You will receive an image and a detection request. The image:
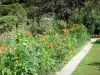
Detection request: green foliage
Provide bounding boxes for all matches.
[0,3,27,24]
[67,0,100,34]
[0,16,17,33]
[0,24,89,75]
[26,0,85,25]
[83,15,100,34]
[0,0,20,4]
[94,18,100,34]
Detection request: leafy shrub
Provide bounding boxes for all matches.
[0,16,17,33]
[0,24,89,75]
[28,19,67,35]
[94,18,100,34]
[0,3,27,24]
[83,16,100,34]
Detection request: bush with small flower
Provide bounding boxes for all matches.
[0,24,89,75]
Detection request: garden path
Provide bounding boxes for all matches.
[56,38,100,75]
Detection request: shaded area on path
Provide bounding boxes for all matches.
[88,62,100,70]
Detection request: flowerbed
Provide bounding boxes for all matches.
[0,24,89,75]
[90,34,100,38]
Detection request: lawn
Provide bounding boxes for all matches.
[72,39,100,75]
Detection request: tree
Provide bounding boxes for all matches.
[0,0,26,4]
[52,0,85,25]
[82,0,100,34]
[26,0,85,27]
[0,3,27,29]
[0,16,17,33]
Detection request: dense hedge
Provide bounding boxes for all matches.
[0,24,89,75]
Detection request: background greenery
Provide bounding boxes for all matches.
[0,0,100,34]
[0,0,99,75]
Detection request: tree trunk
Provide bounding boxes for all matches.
[16,23,18,31]
[78,7,82,24]
[64,14,69,28]
[37,16,41,27]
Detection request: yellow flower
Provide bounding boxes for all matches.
[14,56,19,60]
[49,29,51,32]
[15,35,18,38]
[0,50,3,55]
[43,32,46,35]
[10,48,14,55]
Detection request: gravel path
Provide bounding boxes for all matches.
[56,38,100,75]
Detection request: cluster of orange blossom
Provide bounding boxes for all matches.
[0,45,19,61]
[55,43,59,47]
[62,28,69,34]
[0,45,9,51]
[39,34,45,41]
[24,31,32,36]
[63,39,67,44]
[45,29,52,34]
[69,24,80,31]
[57,47,61,55]
[45,40,51,44]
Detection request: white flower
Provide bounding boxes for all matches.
[23,42,27,46]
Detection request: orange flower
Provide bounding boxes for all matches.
[46,41,49,44]
[4,32,8,34]
[43,32,46,35]
[0,45,9,51]
[39,34,45,40]
[55,44,59,47]
[57,52,60,55]
[45,40,50,44]
[57,47,61,51]
[63,28,69,34]
[45,29,52,34]
[24,31,32,36]
[69,24,80,31]
[63,39,67,44]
